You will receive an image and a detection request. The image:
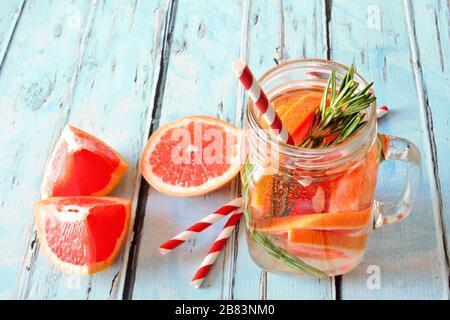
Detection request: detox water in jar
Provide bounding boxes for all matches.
[241,60,380,277]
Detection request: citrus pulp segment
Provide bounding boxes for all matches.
[140,116,241,197]
[41,126,128,198]
[35,196,131,275]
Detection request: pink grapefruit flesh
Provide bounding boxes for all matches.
[35,196,131,275]
[140,116,241,197]
[41,126,128,198]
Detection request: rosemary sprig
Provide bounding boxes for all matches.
[300,64,376,148]
[241,158,326,278]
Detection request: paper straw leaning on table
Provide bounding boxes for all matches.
[191,208,243,289]
[232,59,295,145]
[159,197,243,255]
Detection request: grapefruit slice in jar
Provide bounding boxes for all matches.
[35,197,131,275]
[276,235,350,261]
[41,126,128,198]
[250,174,273,225]
[288,229,367,251]
[251,174,273,211]
[256,207,372,232]
[288,182,327,215]
[328,139,381,212]
[280,93,322,145]
[140,116,241,197]
[286,245,350,261]
[328,167,365,213]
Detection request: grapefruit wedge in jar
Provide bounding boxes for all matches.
[140,116,241,197]
[41,126,128,198]
[35,197,131,275]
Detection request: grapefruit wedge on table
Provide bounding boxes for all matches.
[140,116,241,197]
[35,197,131,275]
[41,125,128,198]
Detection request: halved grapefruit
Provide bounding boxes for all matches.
[35,196,131,275]
[41,126,128,198]
[140,116,241,197]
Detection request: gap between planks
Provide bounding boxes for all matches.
[246,0,338,300]
[323,0,339,300]
[222,0,251,300]
[118,0,450,300]
[323,0,332,60]
[0,0,27,298]
[121,0,178,300]
[403,0,449,298]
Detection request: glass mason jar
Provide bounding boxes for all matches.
[241,59,421,277]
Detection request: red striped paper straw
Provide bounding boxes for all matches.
[191,208,243,288]
[159,197,243,255]
[376,105,389,119]
[232,59,295,145]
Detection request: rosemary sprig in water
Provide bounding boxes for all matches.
[299,64,376,148]
[241,158,326,278]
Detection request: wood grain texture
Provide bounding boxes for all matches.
[409,0,450,270]
[0,0,24,67]
[0,0,170,299]
[328,0,449,299]
[130,0,244,299]
[0,0,448,300]
[25,0,171,300]
[231,0,335,300]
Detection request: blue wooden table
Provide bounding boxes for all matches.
[0,0,449,300]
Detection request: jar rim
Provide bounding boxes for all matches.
[246,58,377,159]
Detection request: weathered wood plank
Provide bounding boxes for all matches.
[0,0,24,66]
[130,0,244,299]
[328,0,449,299]
[231,0,335,300]
[16,0,171,299]
[409,0,450,274]
[0,0,94,299]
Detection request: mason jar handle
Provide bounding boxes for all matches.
[373,134,421,229]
